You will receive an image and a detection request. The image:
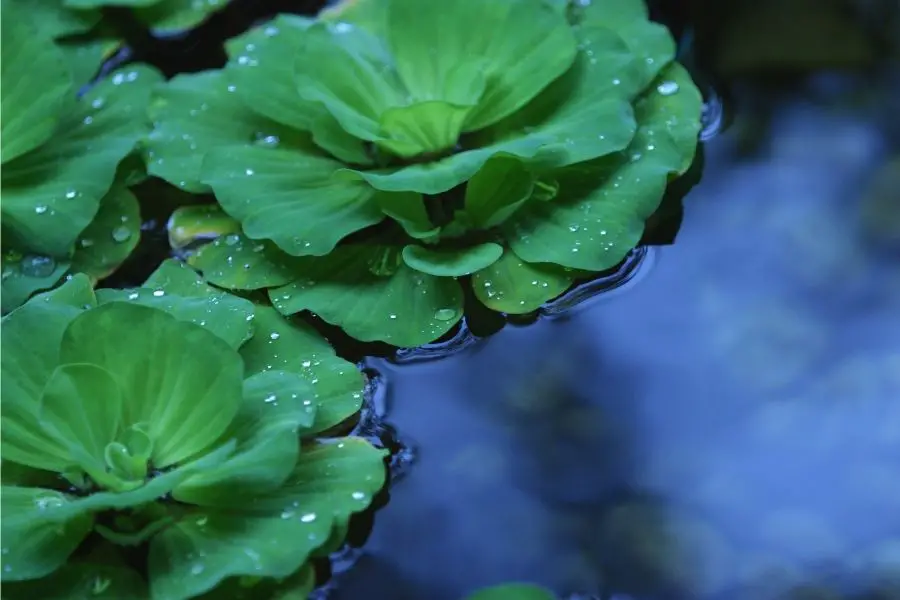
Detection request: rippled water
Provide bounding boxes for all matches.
[328,93,900,599]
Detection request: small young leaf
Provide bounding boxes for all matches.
[465,156,535,228]
[58,303,244,469]
[402,242,503,277]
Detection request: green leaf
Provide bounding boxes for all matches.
[27,441,237,524]
[1,253,70,313]
[58,303,244,468]
[149,439,385,598]
[143,259,218,297]
[70,184,141,281]
[0,487,94,582]
[31,272,97,309]
[1,301,85,471]
[225,16,370,165]
[201,144,384,257]
[0,3,73,164]
[95,287,255,349]
[269,245,464,347]
[58,37,121,89]
[471,248,575,314]
[228,437,386,513]
[1,554,147,598]
[38,364,124,487]
[465,583,556,600]
[172,370,316,505]
[22,0,101,38]
[145,69,308,194]
[402,242,503,277]
[294,22,406,144]
[375,191,438,240]
[378,101,479,158]
[465,155,535,228]
[346,24,644,195]
[167,205,241,250]
[133,0,232,35]
[148,510,326,600]
[188,234,303,290]
[2,65,162,257]
[195,563,315,600]
[505,62,702,271]
[386,0,577,131]
[239,305,366,435]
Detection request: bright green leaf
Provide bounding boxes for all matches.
[269,244,464,347]
[145,69,309,194]
[387,0,577,131]
[375,191,439,240]
[471,248,575,314]
[0,254,70,313]
[505,62,702,271]
[378,100,477,158]
[172,370,315,505]
[402,242,503,277]
[2,65,162,257]
[38,363,124,487]
[239,305,366,435]
[0,3,72,164]
[465,155,535,228]
[0,487,93,582]
[1,555,147,598]
[133,0,233,35]
[201,145,384,257]
[57,303,244,468]
[95,287,255,349]
[143,259,217,297]
[70,184,141,281]
[294,22,406,143]
[1,301,85,471]
[22,0,101,38]
[188,234,303,290]
[31,272,97,309]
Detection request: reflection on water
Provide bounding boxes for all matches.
[331,95,900,599]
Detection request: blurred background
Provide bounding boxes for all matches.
[324,0,900,598]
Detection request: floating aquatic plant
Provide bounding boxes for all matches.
[16,0,234,37]
[0,0,161,312]
[464,582,556,599]
[146,0,703,347]
[0,262,386,599]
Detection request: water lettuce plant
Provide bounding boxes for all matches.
[23,0,234,37]
[145,0,703,347]
[0,0,161,313]
[0,261,387,598]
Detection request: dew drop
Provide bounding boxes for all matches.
[65,190,78,199]
[351,491,366,501]
[300,512,317,523]
[434,308,456,321]
[224,234,241,246]
[269,332,280,340]
[152,290,165,297]
[657,80,680,96]
[190,563,205,575]
[20,255,56,278]
[34,205,48,214]
[111,226,132,243]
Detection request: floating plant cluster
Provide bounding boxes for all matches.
[0,0,703,596]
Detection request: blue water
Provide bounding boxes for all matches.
[330,88,900,600]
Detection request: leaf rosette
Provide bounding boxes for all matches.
[146,0,703,347]
[0,0,162,312]
[0,262,387,599]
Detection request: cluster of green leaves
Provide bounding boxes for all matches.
[0,0,160,312]
[26,0,234,37]
[0,261,386,599]
[146,0,704,348]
